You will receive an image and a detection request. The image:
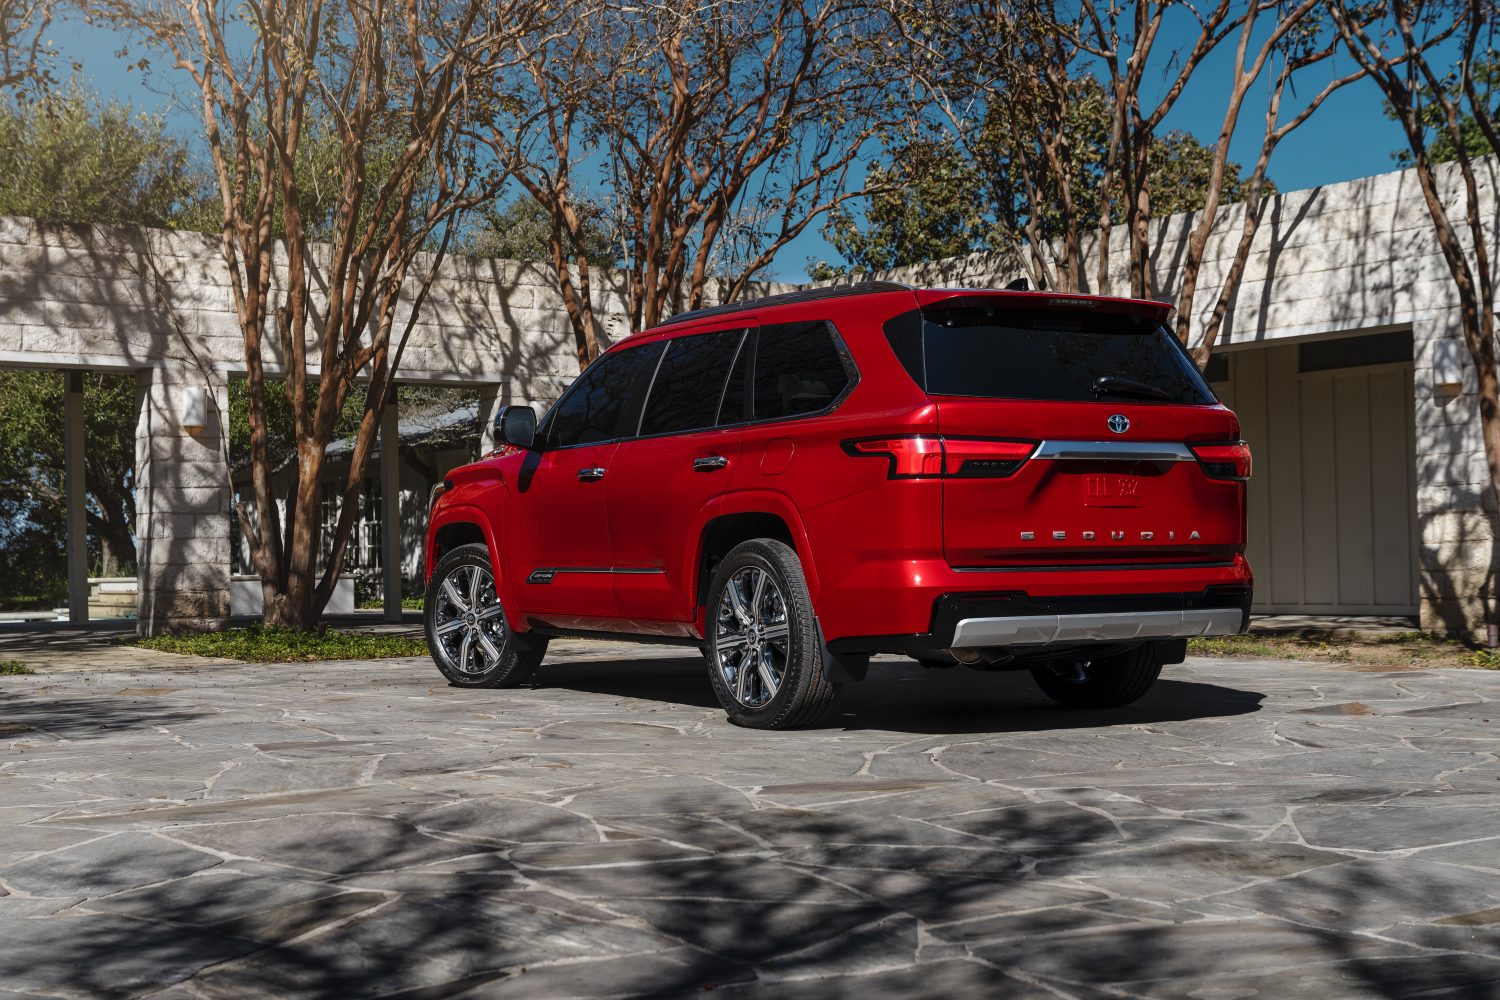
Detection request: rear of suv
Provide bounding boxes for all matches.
[423,282,1252,728]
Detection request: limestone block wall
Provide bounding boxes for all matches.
[0,218,592,404]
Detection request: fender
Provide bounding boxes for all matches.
[426,496,525,627]
[689,487,823,602]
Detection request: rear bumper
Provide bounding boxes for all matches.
[826,585,1252,656]
[951,606,1243,647]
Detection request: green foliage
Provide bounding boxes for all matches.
[0,85,216,230]
[1470,647,1500,669]
[466,195,620,266]
[134,626,428,662]
[1146,130,1259,217]
[0,660,36,675]
[0,370,139,609]
[813,137,989,277]
[1391,58,1499,165]
[227,378,367,470]
[266,115,419,244]
[356,596,425,611]
[818,81,1266,276]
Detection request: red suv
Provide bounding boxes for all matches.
[423,283,1252,728]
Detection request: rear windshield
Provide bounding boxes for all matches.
[885,302,1215,405]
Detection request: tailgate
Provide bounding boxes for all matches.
[891,292,1248,569]
[936,399,1245,568]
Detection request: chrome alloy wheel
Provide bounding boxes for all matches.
[713,565,790,708]
[431,563,509,675]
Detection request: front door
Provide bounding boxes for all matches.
[507,443,616,619]
[508,339,665,623]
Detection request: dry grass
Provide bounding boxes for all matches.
[1189,631,1500,671]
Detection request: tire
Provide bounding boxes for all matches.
[1030,644,1165,708]
[425,542,547,688]
[704,539,838,729]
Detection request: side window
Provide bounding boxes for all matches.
[717,332,751,425]
[543,341,664,449]
[752,320,851,420]
[639,329,745,436]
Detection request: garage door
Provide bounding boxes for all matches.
[1214,336,1418,615]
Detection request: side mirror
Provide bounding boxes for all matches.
[496,404,537,449]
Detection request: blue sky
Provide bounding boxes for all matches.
[51,12,1420,282]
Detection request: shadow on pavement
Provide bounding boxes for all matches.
[528,654,1265,735]
[6,781,1495,999]
[0,691,214,741]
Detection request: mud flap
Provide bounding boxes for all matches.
[817,618,868,683]
[1157,638,1188,665]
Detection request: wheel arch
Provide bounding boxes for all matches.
[692,492,822,630]
[427,504,502,586]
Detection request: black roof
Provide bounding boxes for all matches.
[655,280,913,330]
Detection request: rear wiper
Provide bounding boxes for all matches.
[1092,375,1171,401]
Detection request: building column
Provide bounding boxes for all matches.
[64,371,88,624]
[380,400,402,622]
[1412,313,1493,639]
[135,369,231,635]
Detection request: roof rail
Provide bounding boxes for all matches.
[655,280,914,330]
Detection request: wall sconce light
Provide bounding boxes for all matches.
[1432,339,1466,395]
[181,386,207,433]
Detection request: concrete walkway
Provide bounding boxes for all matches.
[2,647,1498,998]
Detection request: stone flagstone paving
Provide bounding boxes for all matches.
[1,642,1499,998]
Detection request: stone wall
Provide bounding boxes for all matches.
[861,160,1500,635]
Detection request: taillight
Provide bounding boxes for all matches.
[844,436,944,478]
[843,436,1036,479]
[941,438,1037,478]
[1191,441,1252,480]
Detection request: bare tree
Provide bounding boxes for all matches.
[494,0,895,369]
[1177,3,1382,362]
[114,0,537,628]
[1328,0,1497,516]
[886,0,1100,292]
[1,0,58,93]
[1081,0,1271,299]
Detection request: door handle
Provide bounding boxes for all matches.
[577,466,606,482]
[693,455,730,472]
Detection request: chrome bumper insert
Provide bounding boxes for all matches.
[950,608,1243,648]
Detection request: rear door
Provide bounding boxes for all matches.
[608,327,748,622]
[903,295,1245,569]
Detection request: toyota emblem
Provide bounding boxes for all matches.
[1107,414,1130,434]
